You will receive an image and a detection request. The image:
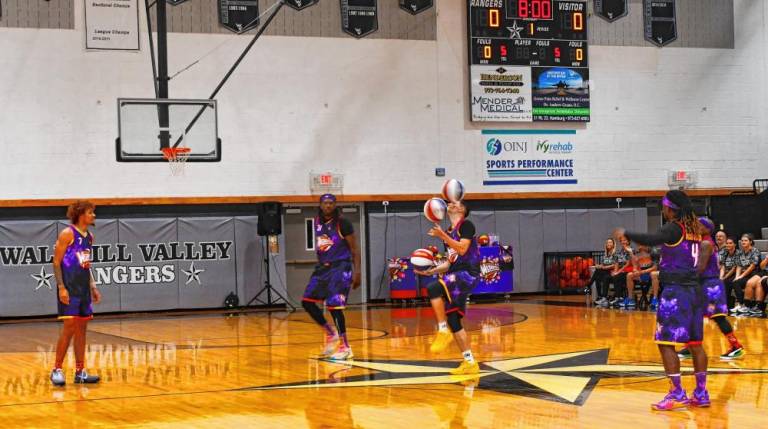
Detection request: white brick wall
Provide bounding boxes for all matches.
[0,0,764,199]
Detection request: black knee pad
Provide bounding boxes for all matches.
[447,312,463,333]
[712,315,733,334]
[302,300,318,312]
[427,282,445,299]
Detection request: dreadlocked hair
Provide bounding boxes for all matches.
[665,190,704,238]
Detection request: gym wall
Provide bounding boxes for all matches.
[0,1,762,200]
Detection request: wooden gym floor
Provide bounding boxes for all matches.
[1,296,766,428]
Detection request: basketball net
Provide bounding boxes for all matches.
[160,129,191,176]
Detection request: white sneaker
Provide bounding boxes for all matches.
[50,368,66,387]
[737,305,751,314]
[330,346,354,361]
[729,304,742,313]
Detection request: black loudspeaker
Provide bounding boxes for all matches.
[258,202,282,236]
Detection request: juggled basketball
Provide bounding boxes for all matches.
[423,197,447,223]
[410,248,435,267]
[440,179,465,203]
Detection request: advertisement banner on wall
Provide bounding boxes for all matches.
[470,65,532,122]
[531,67,590,122]
[84,0,140,51]
[482,130,578,186]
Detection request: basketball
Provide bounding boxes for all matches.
[409,248,435,268]
[478,234,490,246]
[423,197,447,223]
[440,178,465,203]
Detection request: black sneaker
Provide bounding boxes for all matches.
[74,369,100,384]
[720,347,745,360]
[677,348,692,359]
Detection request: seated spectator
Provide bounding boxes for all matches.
[612,236,633,308]
[590,238,618,307]
[743,254,768,317]
[731,234,761,314]
[720,237,739,308]
[625,244,660,309]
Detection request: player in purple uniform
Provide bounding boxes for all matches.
[677,218,744,360]
[616,190,709,410]
[415,201,481,375]
[50,200,102,386]
[301,194,361,360]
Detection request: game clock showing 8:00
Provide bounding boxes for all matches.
[468,0,590,123]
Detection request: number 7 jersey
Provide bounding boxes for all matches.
[62,226,93,298]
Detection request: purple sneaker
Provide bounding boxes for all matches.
[689,389,710,408]
[651,389,689,411]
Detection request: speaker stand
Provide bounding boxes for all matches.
[246,236,296,312]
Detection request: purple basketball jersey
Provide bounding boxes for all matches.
[446,219,480,275]
[659,222,701,276]
[315,217,351,264]
[62,226,93,297]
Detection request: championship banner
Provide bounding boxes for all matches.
[482,130,578,186]
[84,0,140,51]
[340,0,378,38]
[218,0,260,33]
[470,65,532,122]
[643,0,677,47]
[399,0,432,15]
[285,0,317,10]
[595,0,628,22]
[0,217,268,317]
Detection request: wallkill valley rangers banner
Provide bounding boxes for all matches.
[482,130,578,186]
[218,0,260,33]
[0,217,271,317]
[340,0,378,38]
[84,0,140,51]
[471,66,532,122]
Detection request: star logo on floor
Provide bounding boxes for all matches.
[31,266,54,290]
[181,262,205,286]
[250,349,768,405]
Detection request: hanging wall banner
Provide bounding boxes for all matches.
[470,65,532,122]
[218,0,260,34]
[84,0,140,51]
[285,0,317,10]
[482,130,578,186]
[399,0,432,15]
[595,0,628,22]
[643,0,677,47]
[340,0,378,38]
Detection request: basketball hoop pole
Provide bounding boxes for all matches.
[171,0,286,148]
[246,236,296,311]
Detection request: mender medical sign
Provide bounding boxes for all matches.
[482,130,577,186]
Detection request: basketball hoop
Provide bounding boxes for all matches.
[162,147,191,176]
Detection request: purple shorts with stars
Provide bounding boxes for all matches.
[436,270,479,317]
[654,283,704,346]
[302,260,352,309]
[700,277,729,318]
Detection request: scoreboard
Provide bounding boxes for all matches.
[468,0,590,122]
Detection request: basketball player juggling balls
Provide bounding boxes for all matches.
[50,200,101,386]
[415,200,481,375]
[301,194,361,361]
[615,190,710,410]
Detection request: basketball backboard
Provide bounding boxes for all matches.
[116,98,221,162]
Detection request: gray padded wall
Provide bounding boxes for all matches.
[118,218,179,312]
[177,217,235,309]
[366,207,648,298]
[0,216,281,317]
[0,220,59,316]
